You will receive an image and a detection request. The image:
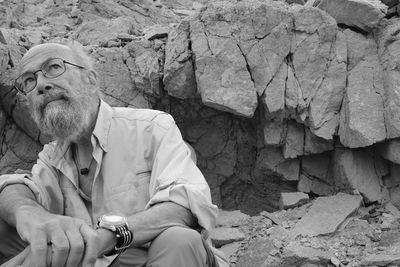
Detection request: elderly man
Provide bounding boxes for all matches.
[0,42,227,267]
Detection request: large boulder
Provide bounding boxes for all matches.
[317,0,387,32]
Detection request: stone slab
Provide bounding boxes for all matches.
[216,210,250,227]
[292,193,363,237]
[280,192,309,209]
[209,227,245,247]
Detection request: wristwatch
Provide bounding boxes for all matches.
[97,213,133,256]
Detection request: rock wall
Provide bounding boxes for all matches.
[2,0,400,215]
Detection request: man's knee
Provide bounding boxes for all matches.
[157,226,203,251]
[147,226,207,267]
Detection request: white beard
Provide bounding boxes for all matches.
[33,97,92,142]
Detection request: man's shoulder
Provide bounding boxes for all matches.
[111,107,175,130]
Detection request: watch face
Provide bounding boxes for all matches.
[101,214,127,227]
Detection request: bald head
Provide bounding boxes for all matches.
[20,42,95,75]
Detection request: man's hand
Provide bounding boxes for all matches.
[15,205,99,267]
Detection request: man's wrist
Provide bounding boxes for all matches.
[96,228,117,257]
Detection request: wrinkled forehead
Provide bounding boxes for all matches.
[19,43,75,74]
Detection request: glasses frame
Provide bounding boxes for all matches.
[14,58,86,95]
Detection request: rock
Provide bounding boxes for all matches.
[263,120,286,146]
[216,210,250,227]
[292,193,363,237]
[298,174,335,196]
[304,128,334,155]
[317,0,387,32]
[143,24,170,40]
[262,62,287,121]
[209,227,245,247]
[333,148,386,203]
[279,192,309,209]
[376,138,400,164]
[308,30,347,140]
[245,13,293,95]
[361,254,400,266]
[290,6,337,120]
[301,153,331,183]
[338,52,386,147]
[163,19,197,99]
[283,120,304,159]
[126,40,162,98]
[389,186,400,210]
[218,242,241,261]
[235,237,275,267]
[278,242,333,266]
[190,1,266,117]
[92,47,151,108]
[379,20,400,139]
[73,16,142,46]
[256,147,300,181]
[385,201,400,218]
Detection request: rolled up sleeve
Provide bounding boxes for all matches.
[0,145,63,214]
[146,116,218,231]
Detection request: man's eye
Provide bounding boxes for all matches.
[48,64,62,71]
[23,77,35,87]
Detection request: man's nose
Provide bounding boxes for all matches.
[35,72,53,95]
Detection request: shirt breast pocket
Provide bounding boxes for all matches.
[106,171,151,214]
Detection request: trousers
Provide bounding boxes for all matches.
[0,218,209,267]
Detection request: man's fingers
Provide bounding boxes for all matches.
[79,223,98,267]
[29,230,48,267]
[64,228,85,267]
[49,231,69,267]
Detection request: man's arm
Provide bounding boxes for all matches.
[129,201,197,246]
[0,184,99,267]
[0,184,38,227]
[97,201,197,256]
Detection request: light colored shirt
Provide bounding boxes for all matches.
[0,100,218,230]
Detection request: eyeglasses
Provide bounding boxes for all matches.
[14,58,85,95]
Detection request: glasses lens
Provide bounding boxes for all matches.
[16,73,36,93]
[42,58,65,78]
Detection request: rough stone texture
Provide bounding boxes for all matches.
[190,2,259,117]
[209,227,246,247]
[216,210,250,227]
[163,20,197,99]
[304,128,334,155]
[273,243,333,267]
[262,120,286,146]
[333,148,386,203]
[72,17,142,46]
[289,6,338,122]
[282,120,304,159]
[308,30,347,140]
[317,0,387,32]
[256,147,300,182]
[292,193,363,237]
[125,40,163,99]
[377,138,400,164]
[235,237,275,267]
[339,31,386,148]
[361,254,400,266]
[279,192,309,209]
[379,19,400,139]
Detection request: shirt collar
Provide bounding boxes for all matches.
[92,99,113,153]
[51,99,113,163]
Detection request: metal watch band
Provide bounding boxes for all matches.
[105,224,133,256]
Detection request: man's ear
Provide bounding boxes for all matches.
[87,70,98,85]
